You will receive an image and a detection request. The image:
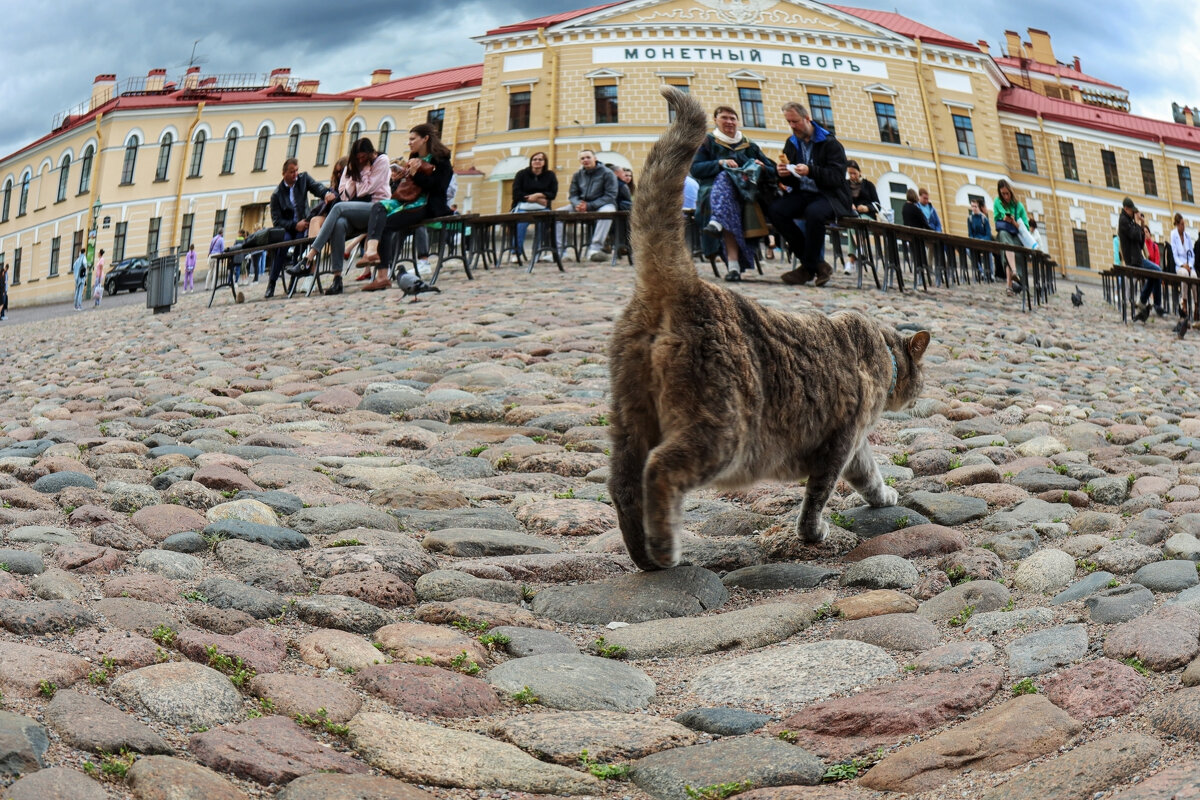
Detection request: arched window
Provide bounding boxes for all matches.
[221,130,238,174]
[188,131,206,177]
[78,145,94,194]
[155,133,173,181]
[56,155,71,202]
[120,137,139,184]
[315,123,332,166]
[17,173,30,215]
[349,122,362,147]
[253,127,269,171]
[1,179,11,223]
[287,125,300,159]
[378,122,391,156]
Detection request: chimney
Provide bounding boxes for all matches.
[297,80,319,95]
[371,69,392,86]
[145,68,166,92]
[183,66,201,90]
[269,68,291,88]
[1003,30,1023,59]
[90,74,116,110]
[1187,107,1196,127]
[1026,28,1055,65]
[976,39,990,55]
[1073,56,1081,72]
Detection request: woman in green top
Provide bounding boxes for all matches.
[992,179,1027,293]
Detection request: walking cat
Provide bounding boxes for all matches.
[608,87,930,571]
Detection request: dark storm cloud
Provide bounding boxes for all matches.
[0,1,1187,159]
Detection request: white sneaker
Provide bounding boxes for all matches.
[588,248,608,263]
[416,259,432,276]
[843,266,853,274]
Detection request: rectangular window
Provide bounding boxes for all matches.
[72,230,83,261]
[426,108,445,137]
[1016,133,1037,174]
[1141,157,1158,196]
[214,209,226,237]
[1059,141,1079,180]
[1102,150,1120,188]
[594,84,618,124]
[666,82,689,122]
[807,93,835,136]
[12,248,20,285]
[48,236,60,277]
[874,101,900,144]
[113,221,128,262]
[888,181,907,223]
[147,217,161,257]
[1181,165,1195,203]
[1072,228,1090,269]
[952,114,976,157]
[508,91,531,131]
[738,87,766,129]
[180,213,194,253]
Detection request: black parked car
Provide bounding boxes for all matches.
[104,258,151,294]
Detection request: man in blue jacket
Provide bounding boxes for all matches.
[769,102,852,287]
[265,158,331,298]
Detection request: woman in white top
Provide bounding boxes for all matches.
[1171,213,1196,330]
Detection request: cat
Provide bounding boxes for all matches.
[608,86,931,571]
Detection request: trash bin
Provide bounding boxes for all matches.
[145,253,179,314]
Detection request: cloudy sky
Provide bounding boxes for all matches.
[0,0,1191,159]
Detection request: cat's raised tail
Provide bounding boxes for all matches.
[631,87,709,298]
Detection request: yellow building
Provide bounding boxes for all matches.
[3,0,1197,306]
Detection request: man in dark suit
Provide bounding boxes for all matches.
[266,158,331,298]
[768,101,852,287]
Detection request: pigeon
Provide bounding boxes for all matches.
[1071,286,1084,307]
[396,272,441,299]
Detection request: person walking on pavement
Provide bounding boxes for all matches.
[93,249,105,307]
[72,249,88,310]
[183,244,197,293]
[0,262,8,321]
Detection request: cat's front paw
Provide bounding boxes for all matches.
[645,539,681,570]
[798,517,829,544]
[869,485,899,508]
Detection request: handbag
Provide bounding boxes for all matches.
[723,161,762,203]
[392,159,435,204]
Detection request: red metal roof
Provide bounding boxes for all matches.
[3,84,346,166]
[484,2,625,36]
[998,86,1200,151]
[829,5,975,50]
[993,56,1124,92]
[347,64,483,101]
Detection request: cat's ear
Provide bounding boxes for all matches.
[908,330,931,361]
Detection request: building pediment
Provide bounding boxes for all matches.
[558,0,911,42]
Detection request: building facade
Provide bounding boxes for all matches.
[2,0,1196,306]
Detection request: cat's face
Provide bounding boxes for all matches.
[888,330,931,411]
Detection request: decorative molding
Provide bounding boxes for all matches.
[862,83,898,96]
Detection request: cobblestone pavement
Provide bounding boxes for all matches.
[0,257,1197,800]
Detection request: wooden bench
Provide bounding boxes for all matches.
[207,237,313,307]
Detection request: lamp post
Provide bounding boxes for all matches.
[86,197,100,293]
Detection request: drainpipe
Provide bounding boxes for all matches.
[913,38,949,233]
[336,97,362,161]
[1036,112,1066,276]
[1159,136,1175,222]
[85,111,107,262]
[537,27,558,169]
[170,102,205,251]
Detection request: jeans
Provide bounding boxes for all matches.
[1138,258,1163,307]
[769,190,834,270]
[512,202,548,254]
[74,279,85,309]
[556,204,616,255]
[308,202,373,273]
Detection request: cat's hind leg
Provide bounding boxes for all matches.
[843,438,899,508]
[642,433,731,569]
[608,426,659,572]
